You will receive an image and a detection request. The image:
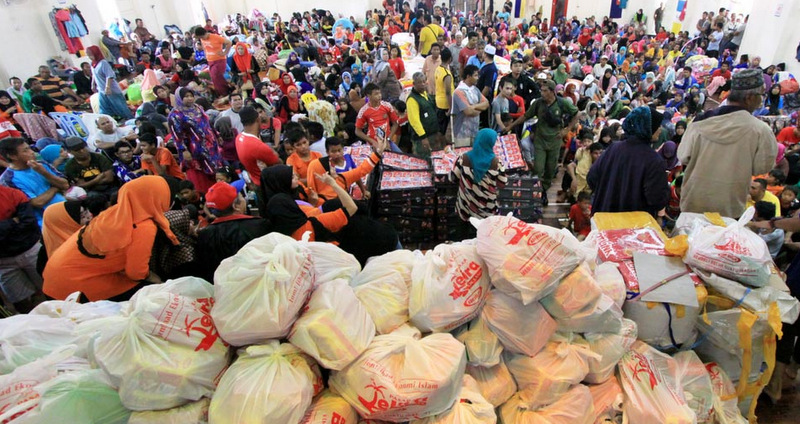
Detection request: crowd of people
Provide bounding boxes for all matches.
[2,0,800,398]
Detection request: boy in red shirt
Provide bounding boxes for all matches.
[568,191,592,240]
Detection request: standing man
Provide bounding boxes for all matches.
[506,79,578,203]
[355,83,399,149]
[727,15,747,53]
[418,14,445,57]
[0,138,68,227]
[451,65,489,147]
[511,58,540,108]
[678,69,777,218]
[235,106,280,212]
[476,45,498,128]
[406,72,442,159]
[458,32,479,72]
[448,32,463,83]
[653,3,664,35]
[422,43,442,98]
[194,27,232,97]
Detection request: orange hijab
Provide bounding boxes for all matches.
[233,43,254,81]
[82,176,178,254]
[42,202,82,257]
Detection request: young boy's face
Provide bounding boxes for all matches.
[293,137,310,155]
[580,137,593,148]
[501,83,514,98]
[179,188,196,202]
[327,144,344,164]
[781,189,796,206]
[590,149,602,162]
[283,141,295,156]
[579,199,591,215]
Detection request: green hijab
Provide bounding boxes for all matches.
[553,64,569,85]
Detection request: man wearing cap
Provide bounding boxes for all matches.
[582,75,599,101]
[506,79,579,200]
[63,137,117,197]
[592,55,612,80]
[477,44,499,128]
[195,181,270,282]
[678,69,778,218]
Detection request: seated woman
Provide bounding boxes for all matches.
[449,128,509,239]
[276,86,305,124]
[260,164,321,216]
[42,176,179,302]
[41,195,109,259]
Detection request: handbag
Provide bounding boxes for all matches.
[240,79,255,91]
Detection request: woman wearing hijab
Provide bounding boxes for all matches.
[276,71,297,95]
[286,51,301,69]
[0,91,22,134]
[40,195,109,265]
[86,45,133,119]
[672,120,687,145]
[615,46,627,67]
[639,72,656,95]
[599,68,617,96]
[553,63,569,85]
[231,42,260,95]
[168,88,223,193]
[43,176,178,301]
[587,106,670,217]
[338,72,353,99]
[276,85,305,124]
[449,129,509,225]
[259,164,320,216]
[214,116,239,167]
[658,140,682,183]
[38,144,68,174]
[252,81,273,107]
[372,48,402,102]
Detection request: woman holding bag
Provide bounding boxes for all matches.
[231,42,260,96]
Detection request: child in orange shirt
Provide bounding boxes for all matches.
[285,128,322,186]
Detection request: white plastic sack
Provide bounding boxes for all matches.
[505,334,599,409]
[583,318,638,384]
[705,362,748,424]
[0,314,77,373]
[619,341,696,424]
[684,207,772,287]
[13,369,130,424]
[674,351,714,423]
[465,360,516,407]
[540,262,602,318]
[588,378,624,424]
[329,326,466,422]
[475,215,581,304]
[673,212,738,236]
[453,314,503,367]
[481,290,557,357]
[555,294,623,333]
[622,299,699,350]
[696,270,800,324]
[128,398,209,424]
[209,342,316,423]
[91,277,230,411]
[498,384,595,424]
[300,390,359,424]
[212,233,315,345]
[409,375,496,424]
[694,309,771,384]
[352,250,416,288]
[353,271,409,335]
[30,292,123,323]
[595,262,627,308]
[304,239,361,286]
[410,242,490,332]
[289,279,375,370]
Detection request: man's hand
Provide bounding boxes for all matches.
[374,138,387,155]
[27,160,46,174]
[141,153,154,163]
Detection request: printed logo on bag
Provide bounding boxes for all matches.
[712,238,749,259]
[185,297,226,351]
[357,378,430,416]
[450,260,484,307]
[627,352,659,390]
[0,387,39,423]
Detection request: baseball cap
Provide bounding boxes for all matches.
[536,72,549,80]
[484,45,496,55]
[205,182,238,210]
[583,75,595,85]
[65,136,86,151]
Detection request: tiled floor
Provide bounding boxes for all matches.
[540,168,800,423]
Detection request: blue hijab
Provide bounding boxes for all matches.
[340,72,352,92]
[466,129,498,181]
[40,144,65,173]
[622,106,652,140]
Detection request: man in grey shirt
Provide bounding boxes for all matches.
[218,92,245,132]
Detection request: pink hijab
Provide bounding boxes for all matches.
[777,142,786,165]
[141,69,159,92]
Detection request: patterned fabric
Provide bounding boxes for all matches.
[167,105,223,177]
[306,100,337,137]
[622,106,652,140]
[12,113,60,141]
[113,157,143,184]
[152,209,196,277]
[449,155,508,221]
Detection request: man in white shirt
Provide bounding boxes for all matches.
[87,116,137,154]
[218,92,244,132]
[592,56,612,80]
[306,121,327,156]
[706,23,724,59]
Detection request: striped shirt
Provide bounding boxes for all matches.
[449,155,507,221]
[35,76,69,102]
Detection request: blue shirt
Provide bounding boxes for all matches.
[466,55,485,69]
[0,163,65,227]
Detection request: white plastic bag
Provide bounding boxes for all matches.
[352,250,416,288]
[505,334,599,409]
[622,299,700,350]
[540,262,602,318]
[409,375,496,424]
[684,207,772,287]
[673,351,714,423]
[481,290,556,357]
[555,294,623,333]
[212,233,315,345]
[410,242,490,332]
[300,390,358,424]
[618,341,696,424]
[465,360,517,407]
[30,292,123,323]
[453,314,503,367]
[475,215,581,304]
[583,318,638,384]
[696,270,800,324]
[209,341,316,424]
[0,314,77,373]
[705,362,748,424]
[289,279,375,370]
[329,326,466,422]
[589,378,624,424]
[498,384,595,424]
[304,240,361,286]
[693,309,771,384]
[595,262,627,308]
[128,398,209,424]
[91,277,230,411]
[353,271,409,335]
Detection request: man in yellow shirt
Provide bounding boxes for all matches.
[746,178,781,215]
[406,72,442,159]
[434,48,454,135]
[418,14,445,57]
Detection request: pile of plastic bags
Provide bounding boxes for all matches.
[0,212,797,423]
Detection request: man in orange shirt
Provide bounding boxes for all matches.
[306,137,384,201]
[194,27,232,97]
[139,133,186,180]
[285,128,321,186]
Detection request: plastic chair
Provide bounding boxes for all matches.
[49,112,90,140]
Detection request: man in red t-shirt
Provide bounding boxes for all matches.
[235,106,280,187]
[711,62,732,80]
[777,126,800,146]
[355,83,399,147]
[458,32,478,71]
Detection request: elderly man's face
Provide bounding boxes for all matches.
[413,76,427,93]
